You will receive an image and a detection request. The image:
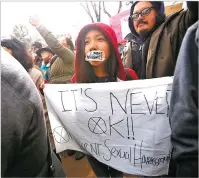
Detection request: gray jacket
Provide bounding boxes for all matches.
[1,49,65,177]
[170,21,198,177]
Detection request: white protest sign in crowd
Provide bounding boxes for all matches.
[120,15,131,40]
[44,77,173,176]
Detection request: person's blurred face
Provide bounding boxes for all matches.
[59,38,67,47]
[31,46,39,60]
[40,51,53,63]
[31,51,37,59]
[84,29,110,68]
[59,37,71,49]
[132,2,157,38]
[31,46,39,53]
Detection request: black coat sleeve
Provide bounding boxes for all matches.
[187,1,198,21]
[185,1,198,29]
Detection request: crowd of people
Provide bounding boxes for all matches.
[1,1,198,177]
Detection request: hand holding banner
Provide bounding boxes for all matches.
[44,77,173,176]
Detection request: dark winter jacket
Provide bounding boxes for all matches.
[1,49,65,177]
[169,21,198,177]
[125,1,198,79]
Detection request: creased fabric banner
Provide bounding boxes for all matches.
[44,77,173,176]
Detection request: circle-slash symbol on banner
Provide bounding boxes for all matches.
[53,126,70,144]
[88,117,107,134]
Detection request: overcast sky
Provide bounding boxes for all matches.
[1,2,131,40]
[1,1,185,41]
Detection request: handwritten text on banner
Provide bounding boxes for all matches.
[44,77,173,176]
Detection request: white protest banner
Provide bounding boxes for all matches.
[44,77,173,176]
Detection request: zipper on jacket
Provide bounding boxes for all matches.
[139,45,144,79]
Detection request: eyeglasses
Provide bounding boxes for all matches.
[131,6,154,22]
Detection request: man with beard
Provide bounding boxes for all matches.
[124,1,198,79]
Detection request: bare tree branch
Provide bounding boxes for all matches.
[91,2,99,22]
[102,1,111,18]
[98,1,101,22]
[80,3,89,14]
[126,1,134,6]
[12,24,32,48]
[85,2,95,23]
[80,1,123,22]
[117,1,122,14]
[80,2,95,23]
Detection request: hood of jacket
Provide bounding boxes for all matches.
[128,1,165,44]
[74,22,127,82]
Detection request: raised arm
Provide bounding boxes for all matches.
[29,15,74,64]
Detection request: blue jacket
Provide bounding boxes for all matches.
[170,21,198,177]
